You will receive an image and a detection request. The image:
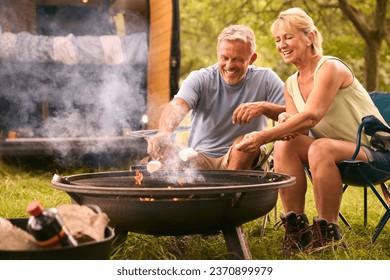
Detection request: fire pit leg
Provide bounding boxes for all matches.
[222,225,252,260]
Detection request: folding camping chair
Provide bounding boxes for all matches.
[338,113,390,243]
[262,93,390,241]
[304,92,390,243]
[334,92,390,243]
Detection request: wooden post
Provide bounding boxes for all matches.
[0,0,36,33]
[146,0,173,129]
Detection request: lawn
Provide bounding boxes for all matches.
[0,159,389,260]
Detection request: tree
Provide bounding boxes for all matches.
[274,0,390,91]
[337,0,388,91]
[179,0,390,91]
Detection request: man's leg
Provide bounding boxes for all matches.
[227,136,260,170]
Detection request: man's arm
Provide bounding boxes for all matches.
[232,101,285,124]
[158,98,191,133]
[147,98,190,158]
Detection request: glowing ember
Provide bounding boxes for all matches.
[135,173,186,201]
[134,170,143,185]
[139,197,154,201]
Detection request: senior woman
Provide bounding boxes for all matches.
[235,7,388,254]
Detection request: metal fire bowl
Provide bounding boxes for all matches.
[51,170,295,235]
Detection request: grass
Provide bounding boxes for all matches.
[0,158,389,260]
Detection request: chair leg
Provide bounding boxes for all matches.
[365,180,390,242]
[260,203,279,237]
[339,212,352,229]
[364,186,368,227]
[339,184,352,227]
[274,202,278,221]
[372,209,390,243]
[381,183,390,205]
[260,213,268,237]
[371,182,390,243]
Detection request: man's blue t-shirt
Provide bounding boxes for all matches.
[175,64,284,157]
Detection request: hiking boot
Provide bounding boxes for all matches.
[276,211,311,255]
[308,217,343,253]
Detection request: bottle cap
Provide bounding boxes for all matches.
[26,200,44,216]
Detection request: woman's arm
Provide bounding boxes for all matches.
[235,60,353,152]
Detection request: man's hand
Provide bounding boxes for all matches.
[147,132,171,159]
[147,98,191,160]
[232,102,265,124]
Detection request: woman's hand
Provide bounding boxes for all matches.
[278,112,291,123]
[234,131,264,153]
[277,112,296,141]
[278,112,310,140]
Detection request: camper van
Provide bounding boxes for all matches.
[0,0,180,162]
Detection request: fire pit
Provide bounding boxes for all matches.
[51,169,295,259]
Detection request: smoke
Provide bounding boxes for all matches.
[0,11,149,164]
[141,143,205,184]
[41,61,147,139]
[147,166,206,186]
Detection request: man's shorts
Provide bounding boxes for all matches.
[189,145,270,171]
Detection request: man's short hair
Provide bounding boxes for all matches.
[217,25,256,54]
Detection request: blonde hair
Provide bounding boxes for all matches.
[217,25,256,54]
[270,7,323,55]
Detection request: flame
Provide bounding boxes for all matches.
[134,170,143,185]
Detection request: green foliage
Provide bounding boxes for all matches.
[179,0,390,90]
[0,161,71,218]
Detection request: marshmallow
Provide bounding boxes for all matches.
[146,160,162,173]
[179,148,199,161]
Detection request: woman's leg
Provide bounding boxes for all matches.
[274,135,315,214]
[274,135,315,254]
[307,138,368,223]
